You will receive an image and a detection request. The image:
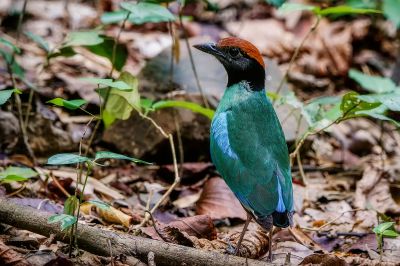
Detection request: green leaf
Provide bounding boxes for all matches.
[101,10,129,24]
[95,151,151,164]
[140,98,155,113]
[357,93,400,112]
[63,31,104,47]
[120,2,176,24]
[383,0,400,28]
[340,91,381,119]
[152,100,215,120]
[277,3,317,14]
[0,37,20,53]
[47,154,90,165]
[382,229,400,238]
[349,69,397,93]
[373,222,395,234]
[47,98,87,110]
[64,195,79,215]
[85,200,111,210]
[0,89,14,105]
[316,5,381,16]
[357,105,400,127]
[86,36,127,71]
[81,77,131,90]
[48,46,76,59]
[24,31,50,52]
[48,214,77,231]
[0,166,37,183]
[346,0,376,9]
[99,72,141,128]
[0,49,25,78]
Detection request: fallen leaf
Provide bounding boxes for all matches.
[196,177,247,221]
[191,223,269,259]
[354,166,400,215]
[80,203,132,227]
[142,215,216,241]
[0,238,31,266]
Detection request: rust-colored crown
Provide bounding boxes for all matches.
[217,37,265,69]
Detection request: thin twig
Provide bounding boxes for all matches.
[273,16,320,104]
[135,114,180,228]
[290,100,361,160]
[144,210,170,243]
[8,70,36,164]
[178,12,209,109]
[16,0,28,43]
[5,183,26,197]
[50,173,71,198]
[301,208,364,232]
[173,110,184,176]
[23,89,33,128]
[168,20,175,83]
[296,153,308,187]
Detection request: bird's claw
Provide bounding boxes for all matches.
[225,242,236,255]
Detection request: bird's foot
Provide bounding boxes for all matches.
[224,239,236,255]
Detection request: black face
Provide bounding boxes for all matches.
[193,43,265,90]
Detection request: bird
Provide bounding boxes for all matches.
[194,37,294,260]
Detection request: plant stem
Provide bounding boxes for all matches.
[73,163,92,254]
[8,69,36,164]
[273,16,320,104]
[16,0,28,43]
[83,12,130,157]
[178,12,209,109]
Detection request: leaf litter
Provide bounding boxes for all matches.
[0,0,400,265]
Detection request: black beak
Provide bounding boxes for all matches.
[193,43,224,58]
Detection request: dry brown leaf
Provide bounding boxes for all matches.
[225,19,297,62]
[354,166,400,215]
[80,203,132,227]
[196,177,247,220]
[142,215,217,241]
[190,223,269,259]
[272,241,313,265]
[289,227,324,252]
[0,238,31,266]
[40,169,125,199]
[227,18,370,78]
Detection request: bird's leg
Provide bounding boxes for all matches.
[268,226,274,262]
[234,213,252,256]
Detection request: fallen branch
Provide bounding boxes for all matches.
[0,198,269,266]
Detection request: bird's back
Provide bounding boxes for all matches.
[210,81,294,229]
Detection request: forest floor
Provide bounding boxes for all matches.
[0,0,399,265]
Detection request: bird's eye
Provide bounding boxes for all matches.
[228,47,241,58]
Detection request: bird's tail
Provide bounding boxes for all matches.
[255,211,294,230]
[272,211,293,228]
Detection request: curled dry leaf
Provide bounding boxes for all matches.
[196,177,247,221]
[142,215,217,242]
[80,203,132,227]
[190,223,269,259]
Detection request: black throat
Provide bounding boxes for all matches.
[226,61,265,91]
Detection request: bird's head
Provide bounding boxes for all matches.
[194,37,265,90]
